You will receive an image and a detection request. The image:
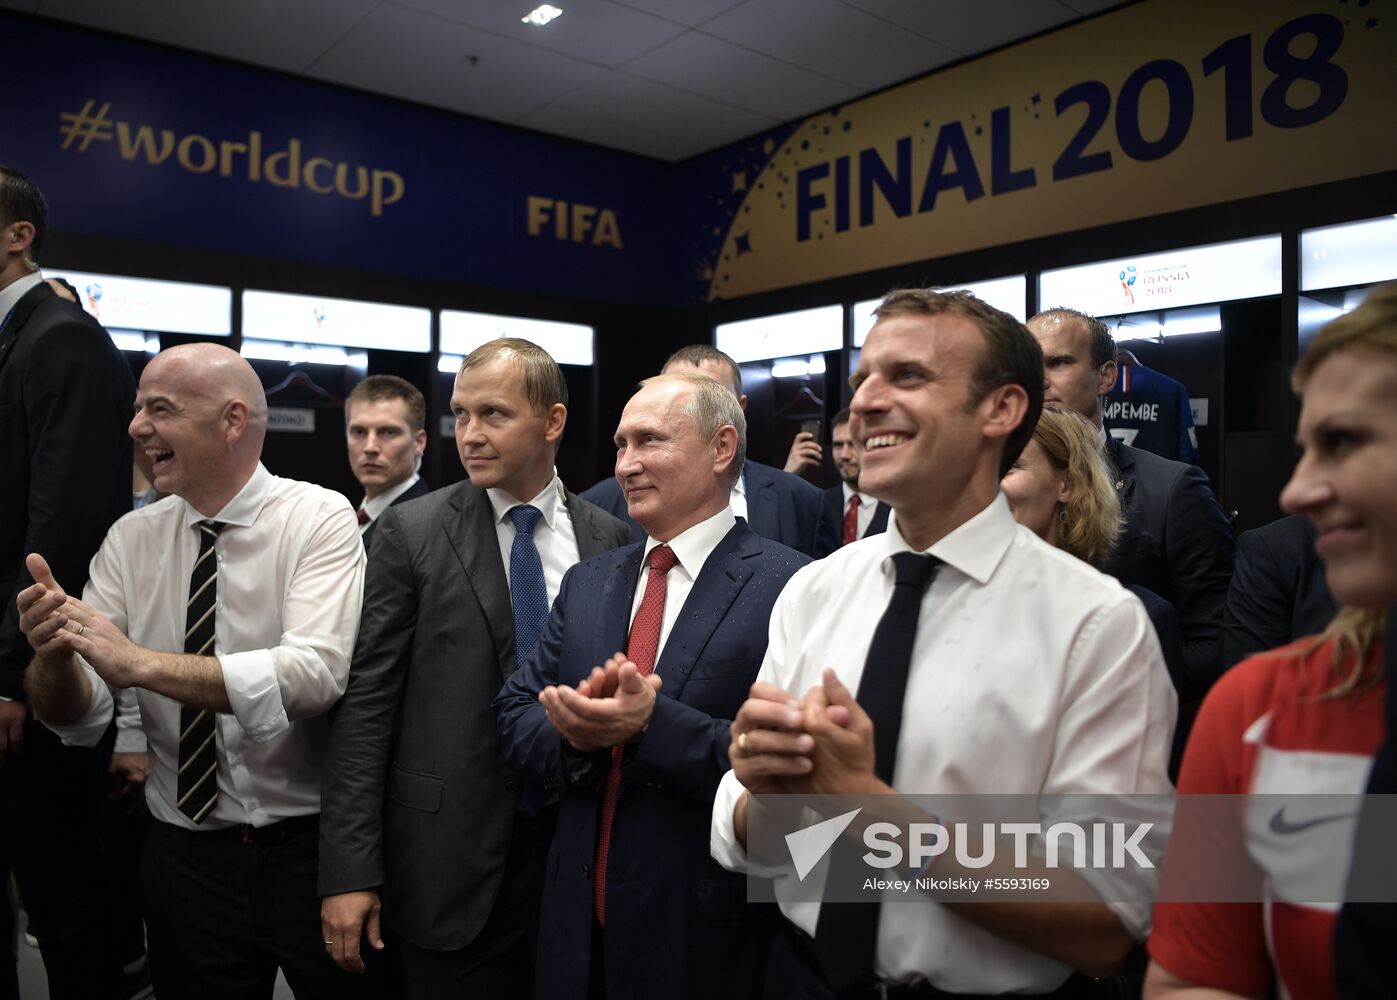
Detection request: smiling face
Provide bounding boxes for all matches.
[849,312,1000,542]
[1281,347,1397,609]
[614,379,734,542]
[1027,313,1115,427]
[128,352,234,512]
[451,357,564,503]
[347,397,425,500]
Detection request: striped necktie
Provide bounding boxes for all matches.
[176,520,222,825]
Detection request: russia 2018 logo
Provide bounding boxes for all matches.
[1119,266,1137,305]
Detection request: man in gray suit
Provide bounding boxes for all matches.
[318,339,630,995]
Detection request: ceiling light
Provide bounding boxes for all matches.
[522,5,563,26]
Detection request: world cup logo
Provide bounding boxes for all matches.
[1119,266,1137,306]
[84,282,104,319]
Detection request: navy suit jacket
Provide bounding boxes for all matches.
[822,484,890,544]
[1221,514,1336,671]
[581,459,839,558]
[494,521,809,1000]
[359,476,429,551]
[0,282,133,697]
[1103,437,1235,701]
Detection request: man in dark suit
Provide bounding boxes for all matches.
[822,408,890,546]
[319,339,629,996]
[0,166,129,999]
[1028,307,1235,702]
[1222,513,1336,669]
[581,345,839,558]
[496,371,809,999]
[343,374,431,549]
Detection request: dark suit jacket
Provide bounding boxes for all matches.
[821,484,890,544]
[359,476,429,551]
[1103,437,1235,702]
[317,481,629,951]
[581,459,839,558]
[0,281,133,697]
[1222,514,1336,670]
[494,521,809,1000]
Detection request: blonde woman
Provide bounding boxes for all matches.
[1145,283,1396,1000]
[1001,405,1121,569]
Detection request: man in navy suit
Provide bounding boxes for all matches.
[342,374,427,550]
[496,372,809,999]
[581,345,839,558]
[0,167,130,999]
[344,374,431,550]
[1028,307,1234,702]
[822,408,890,546]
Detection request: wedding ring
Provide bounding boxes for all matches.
[737,731,749,755]
[74,622,86,636]
[324,939,334,946]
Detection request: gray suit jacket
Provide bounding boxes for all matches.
[317,480,629,950]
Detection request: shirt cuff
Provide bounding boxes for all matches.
[43,663,115,748]
[711,768,756,873]
[219,649,289,743]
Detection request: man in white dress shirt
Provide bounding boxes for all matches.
[344,374,429,550]
[711,289,1176,998]
[18,342,374,999]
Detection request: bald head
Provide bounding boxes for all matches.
[131,343,269,515]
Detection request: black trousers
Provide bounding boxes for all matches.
[394,808,553,1000]
[0,714,122,1000]
[141,816,386,1000]
[764,922,1092,1000]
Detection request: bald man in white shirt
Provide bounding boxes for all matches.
[18,343,376,1000]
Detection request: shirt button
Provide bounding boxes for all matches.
[582,864,591,880]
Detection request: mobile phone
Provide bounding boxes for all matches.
[800,418,822,440]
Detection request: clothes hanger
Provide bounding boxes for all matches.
[773,384,824,416]
[263,369,340,402]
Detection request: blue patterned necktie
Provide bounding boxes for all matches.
[508,504,548,670]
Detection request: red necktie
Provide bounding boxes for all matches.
[356,506,370,526]
[593,544,680,925]
[843,493,861,545]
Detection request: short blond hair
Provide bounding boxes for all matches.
[1031,406,1121,568]
[459,338,567,416]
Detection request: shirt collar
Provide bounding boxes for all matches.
[880,492,1015,586]
[732,470,746,499]
[642,505,736,581]
[488,469,564,531]
[182,463,273,530]
[841,481,862,504]
[0,271,44,332]
[1097,423,1109,451]
[362,472,420,521]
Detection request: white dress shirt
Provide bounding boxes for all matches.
[488,470,580,608]
[359,471,421,534]
[728,473,748,524]
[840,481,877,540]
[711,493,1176,994]
[45,464,366,830]
[0,270,42,331]
[630,506,736,658]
